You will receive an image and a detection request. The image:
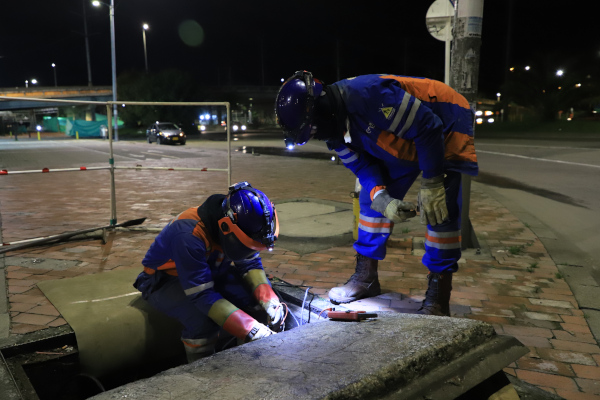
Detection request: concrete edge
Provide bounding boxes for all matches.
[383,335,530,400]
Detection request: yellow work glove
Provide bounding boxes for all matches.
[370,190,417,223]
[419,175,448,226]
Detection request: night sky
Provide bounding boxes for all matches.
[0,1,596,99]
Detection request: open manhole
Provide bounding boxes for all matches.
[0,281,332,400]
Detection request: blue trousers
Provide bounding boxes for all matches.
[354,169,462,273]
[134,271,258,340]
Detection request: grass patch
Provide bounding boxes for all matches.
[555,272,563,279]
[530,262,539,269]
[401,228,411,234]
[508,245,523,255]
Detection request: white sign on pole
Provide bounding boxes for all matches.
[426,0,455,84]
[426,0,454,41]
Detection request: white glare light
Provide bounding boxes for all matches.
[331,156,336,161]
[487,118,494,123]
[476,118,483,124]
[287,145,294,150]
[475,110,483,116]
[556,69,564,77]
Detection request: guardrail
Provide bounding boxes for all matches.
[0,95,232,227]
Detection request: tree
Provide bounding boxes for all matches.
[117,69,201,128]
[500,51,600,121]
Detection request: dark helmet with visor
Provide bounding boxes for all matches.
[218,182,279,262]
[275,70,324,146]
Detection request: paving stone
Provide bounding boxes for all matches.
[516,369,578,391]
[516,358,575,377]
[536,348,597,366]
[11,313,57,326]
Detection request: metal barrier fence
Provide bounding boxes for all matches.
[0,96,232,228]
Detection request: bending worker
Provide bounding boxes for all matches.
[134,182,284,362]
[275,72,478,316]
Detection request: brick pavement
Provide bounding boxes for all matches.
[1,142,599,399]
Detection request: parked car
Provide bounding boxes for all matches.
[146,122,186,145]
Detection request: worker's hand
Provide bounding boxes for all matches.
[419,175,448,226]
[245,321,276,343]
[370,190,417,223]
[263,299,285,331]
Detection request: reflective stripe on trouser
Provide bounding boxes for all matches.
[354,170,419,260]
[139,271,257,339]
[421,170,462,273]
[181,335,218,362]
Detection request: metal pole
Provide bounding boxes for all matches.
[52,64,57,87]
[82,0,93,86]
[109,0,119,141]
[142,28,148,73]
[449,0,484,249]
[106,104,117,226]
[226,102,231,187]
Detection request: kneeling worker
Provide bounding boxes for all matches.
[134,182,284,362]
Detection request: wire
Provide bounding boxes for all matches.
[318,307,334,320]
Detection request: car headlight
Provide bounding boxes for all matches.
[179,132,184,136]
[158,131,164,136]
[200,125,206,131]
[241,125,246,130]
[233,125,239,131]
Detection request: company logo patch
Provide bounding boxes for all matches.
[380,107,396,120]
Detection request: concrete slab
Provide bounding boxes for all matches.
[90,314,528,400]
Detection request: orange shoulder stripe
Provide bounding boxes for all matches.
[376,131,418,162]
[379,75,470,109]
[444,132,477,163]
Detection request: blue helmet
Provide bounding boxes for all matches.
[218,182,279,262]
[275,70,324,146]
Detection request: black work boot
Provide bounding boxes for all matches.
[329,254,381,304]
[416,272,453,316]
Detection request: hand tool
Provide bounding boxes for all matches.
[327,310,378,321]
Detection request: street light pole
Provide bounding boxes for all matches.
[52,63,57,87]
[142,23,149,73]
[109,0,119,141]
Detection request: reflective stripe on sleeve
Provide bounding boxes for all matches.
[184,281,214,296]
[424,230,461,249]
[336,147,358,164]
[358,214,393,234]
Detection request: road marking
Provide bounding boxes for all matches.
[141,151,179,158]
[477,150,600,169]
[477,143,598,151]
[127,154,145,158]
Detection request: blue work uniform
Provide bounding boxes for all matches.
[133,195,265,341]
[328,74,478,272]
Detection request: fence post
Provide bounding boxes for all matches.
[106,105,117,226]
[226,102,231,187]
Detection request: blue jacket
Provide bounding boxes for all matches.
[328,74,478,199]
[141,198,263,316]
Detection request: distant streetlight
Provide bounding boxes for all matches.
[142,23,149,72]
[31,79,38,85]
[524,66,530,71]
[496,92,501,102]
[556,69,564,77]
[52,63,57,87]
[25,80,28,88]
[92,0,119,141]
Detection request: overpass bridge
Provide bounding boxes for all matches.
[0,86,112,110]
